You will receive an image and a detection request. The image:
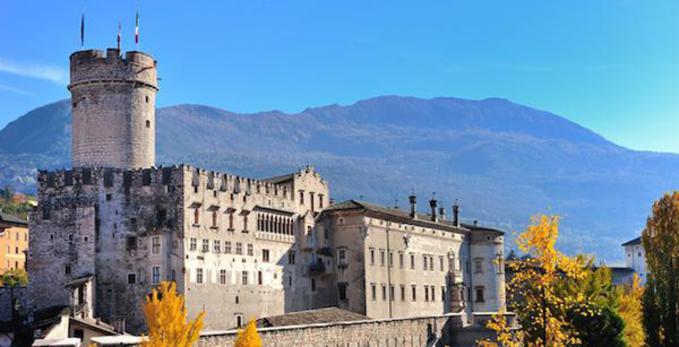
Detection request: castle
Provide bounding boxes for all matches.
[27,48,506,333]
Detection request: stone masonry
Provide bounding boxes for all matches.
[69,49,157,169]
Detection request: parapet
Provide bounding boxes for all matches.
[68,48,158,91]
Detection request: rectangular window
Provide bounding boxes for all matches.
[411,285,417,301]
[220,269,227,284]
[299,191,305,204]
[380,250,385,267]
[196,268,204,284]
[425,285,429,302]
[338,249,347,266]
[381,284,387,301]
[474,259,483,274]
[212,210,218,228]
[371,284,376,301]
[247,243,254,256]
[423,255,428,270]
[338,282,348,301]
[311,278,316,292]
[388,251,393,268]
[475,287,485,302]
[152,266,160,284]
[193,208,200,225]
[288,250,296,264]
[202,239,209,253]
[400,285,405,301]
[225,241,232,254]
[370,248,375,266]
[440,256,444,271]
[389,285,394,301]
[431,286,436,301]
[399,252,404,268]
[189,238,197,251]
[262,249,270,262]
[410,253,415,269]
[236,242,243,255]
[128,273,136,284]
[441,286,446,301]
[258,271,263,285]
[152,236,161,254]
[213,240,221,253]
[241,271,248,285]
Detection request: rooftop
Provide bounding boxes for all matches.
[622,236,641,246]
[325,199,504,235]
[0,211,28,227]
[257,307,369,327]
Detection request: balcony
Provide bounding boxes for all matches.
[308,260,326,275]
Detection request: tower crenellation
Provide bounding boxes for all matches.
[69,48,158,169]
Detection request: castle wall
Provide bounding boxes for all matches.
[179,166,332,330]
[28,167,186,333]
[198,314,497,347]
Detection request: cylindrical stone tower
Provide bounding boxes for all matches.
[68,48,158,169]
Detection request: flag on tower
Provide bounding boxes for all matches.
[135,10,140,46]
[80,13,85,47]
[117,22,122,51]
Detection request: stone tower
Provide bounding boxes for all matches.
[68,48,158,169]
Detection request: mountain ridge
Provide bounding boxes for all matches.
[1,95,677,262]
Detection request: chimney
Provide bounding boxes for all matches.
[429,194,438,222]
[453,200,460,227]
[408,194,417,219]
[438,207,446,220]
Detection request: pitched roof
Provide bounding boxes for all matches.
[0,211,28,227]
[622,236,641,246]
[325,200,504,235]
[257,307,369,327]
[262,173,294,184]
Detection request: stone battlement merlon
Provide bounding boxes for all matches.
[183,165,295,201]
[68,48,158,91]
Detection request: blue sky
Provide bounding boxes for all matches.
[2,1,679,153]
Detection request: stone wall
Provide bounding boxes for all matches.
[0,286,26,321]
[69,49,158,169]
[199,314,501,347]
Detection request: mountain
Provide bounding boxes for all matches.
[2,96,677,262]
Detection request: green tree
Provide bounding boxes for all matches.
[642,192,679,346]
[0,268,28,287]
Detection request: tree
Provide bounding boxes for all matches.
[642,192,679,346]
[0,268,28,287]
[616,274,645,347]
[234,320,262,347]
[142,281,205,347]
[504,215,586,346]
[554,263,626,346]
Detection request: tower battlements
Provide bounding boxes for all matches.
[69,48,158,169]
[68,49,158,92]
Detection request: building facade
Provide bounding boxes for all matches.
[622,236,646,284]
[0,211,29,271]
[28,47,506,333]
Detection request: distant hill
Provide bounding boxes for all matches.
[2,95,677,262]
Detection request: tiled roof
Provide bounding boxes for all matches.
[325,200,504,235]
[0,211,28,227]
[257,307,369,327]
[622,236,641,246]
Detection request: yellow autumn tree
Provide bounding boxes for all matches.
[503,215,586,346]
[616,274,645,347]
[142,281,205,347]
[234,319,262,347]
